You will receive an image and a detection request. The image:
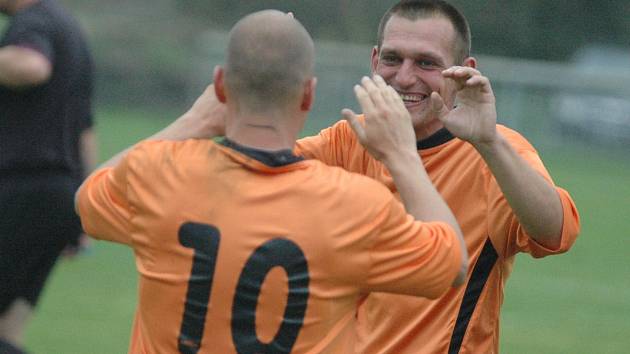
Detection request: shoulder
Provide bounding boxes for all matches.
[127,139,216,168]
[295,117,365,162]
[328,118,361,141]
[303,118,358,144]
[308,160,393,205]
[497,124,537,152]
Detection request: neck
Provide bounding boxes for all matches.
[414,117,445,141]
[225,112,301,151]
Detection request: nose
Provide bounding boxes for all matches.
[394,59,419,89]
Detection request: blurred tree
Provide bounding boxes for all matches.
[54,0,629,111]
[62,0,629,61]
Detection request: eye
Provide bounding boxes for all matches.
[380,54,401,65]
[416,59,438,69]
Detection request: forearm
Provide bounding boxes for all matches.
[384,152,468,284]
[475,134,563,248]
[385,153,455,225]
[0,46,52,88]
[95,108,224,171]
[79,128,98,178]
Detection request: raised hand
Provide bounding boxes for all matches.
[148,83,226,142]
[431,66,497,147]
[342,75,417,163]
[184,82,227,139]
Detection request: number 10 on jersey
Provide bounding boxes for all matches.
[177,222,310,354]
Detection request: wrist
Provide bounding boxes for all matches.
[472,131,502,156]
[382,149,423,174]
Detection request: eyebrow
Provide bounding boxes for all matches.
[379,47,447,67]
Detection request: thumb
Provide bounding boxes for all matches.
[342,108,366,143]
[430,92,449,122]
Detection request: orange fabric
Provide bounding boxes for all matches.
[295,121,580,354]
[77,139,463,354]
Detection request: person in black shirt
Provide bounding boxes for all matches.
[0,0,95,352]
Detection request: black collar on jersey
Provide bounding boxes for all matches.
[220,138,304,167]
[416,128,455,150]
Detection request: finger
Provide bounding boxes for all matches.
[342,108,367,143]
[456,66,480,76]
[372,74,388,90]
[441,66,460,77]
[373,75,400,106]
[373,75,398,105]
[360,76,387,110]
[443,66,481,79]
[354,83,376,118]
[430,92,449,121]
[465,75,490,89]
[386,85,406,111]
[443,69,472,82]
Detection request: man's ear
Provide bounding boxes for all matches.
[370,46,379,74]
[213,66,227,103]
[463,56,477,69]
[301,77,317,111]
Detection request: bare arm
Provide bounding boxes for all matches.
[96,84,226,171]
[79,128,98,178]
[432,66,563,248]
[64,128,99,257]
[344,76,467,286]
[0,45,52,88]
[475,136,563,248]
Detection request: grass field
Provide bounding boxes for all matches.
[23,109,630,353]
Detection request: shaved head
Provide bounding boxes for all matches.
[224,10,315,112]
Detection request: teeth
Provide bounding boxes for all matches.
[399,93,426,102]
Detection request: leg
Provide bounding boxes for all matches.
[0,175,80,351]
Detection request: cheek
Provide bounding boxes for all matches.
[424,71,445,91]
[375,65,396,80]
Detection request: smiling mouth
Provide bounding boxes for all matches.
[399,93,428,105]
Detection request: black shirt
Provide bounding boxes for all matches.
[0,0,93,179]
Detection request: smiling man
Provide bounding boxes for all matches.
[294,0,581,353]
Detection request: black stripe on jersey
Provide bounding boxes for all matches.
[220,138,304,167]
[448,237,498,354]
[416,128,455,150]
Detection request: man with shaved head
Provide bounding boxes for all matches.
[75,10,467,353]
[223,10,314,110]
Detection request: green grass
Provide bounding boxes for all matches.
[500,145,630,353]
[24,110,630,353]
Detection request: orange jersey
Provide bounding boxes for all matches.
[296,121,580,354]
[77,138,463,354]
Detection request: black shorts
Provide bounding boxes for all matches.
[0,172,82,314]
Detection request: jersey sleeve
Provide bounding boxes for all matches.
[77,154,134,245]
[364,193,463,299]
[488,128,580,258]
